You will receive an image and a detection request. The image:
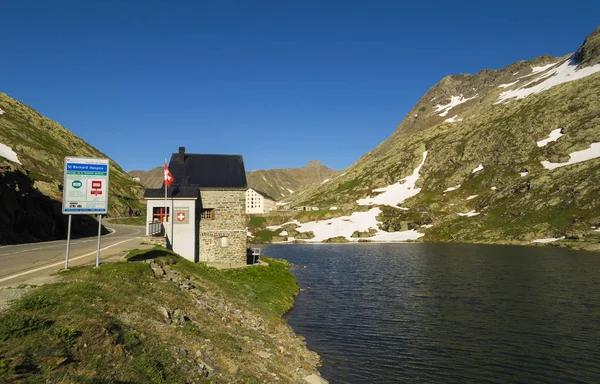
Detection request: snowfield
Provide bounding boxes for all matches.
[497,59,600,104]
[0,142,22,164]
[541,142,600,169]
[356,151,428,207]
[531,237,564,244]
[434,95,476,117]
[293,207,424,243]
[537,128,564,147]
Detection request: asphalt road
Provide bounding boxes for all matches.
[0,224,147,287]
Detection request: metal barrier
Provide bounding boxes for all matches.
[148,221,162,236]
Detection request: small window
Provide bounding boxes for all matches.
[152,206,170,222]
[221,237,227,247]
[200,209,215,220]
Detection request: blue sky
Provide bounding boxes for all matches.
[1,1,599,172]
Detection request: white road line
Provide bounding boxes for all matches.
[0,237,140,283]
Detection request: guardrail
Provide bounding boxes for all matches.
[148,221,162,236]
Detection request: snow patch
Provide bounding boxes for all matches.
[0,108,5,115]
[472,164,484,173]
[444,115,462,123]
[595,228,600,232]
[491,186,497,191]
[531,63,558,74]
[458,210,480,217]
[356,151,428,208]
[434,95,476,117]
[443,184,461,192]
[421,224,434,228]
[280,231,288,236]
[520,172,528,177]
[0,142,22,165]
[498,81,518,88]
[294,207,424,243]
[321,179,330,184]
[497,59,600,104]
[287,188,294,193]
[466,195,478,200]
[537,128,564,147]
[531,237,564,244]
[541,142,600,169]
[329,206,338,210]
[276,201,290,206]
[261,176,267,182]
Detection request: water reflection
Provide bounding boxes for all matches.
[263,243,600,384]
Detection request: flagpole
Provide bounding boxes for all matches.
[164,157,168,238]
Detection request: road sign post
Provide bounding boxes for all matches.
[62,157,110,270]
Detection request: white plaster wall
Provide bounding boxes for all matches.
[146,198,198,262]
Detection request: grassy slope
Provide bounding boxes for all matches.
[0,248,319,383]
[0,93,145,216]
[279,59,600,250]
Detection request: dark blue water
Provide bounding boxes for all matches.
[261,243,600,384]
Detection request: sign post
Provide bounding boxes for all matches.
[62,157,110,270]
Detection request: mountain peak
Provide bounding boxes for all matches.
[573,26,600,67]
[307,159,324,167]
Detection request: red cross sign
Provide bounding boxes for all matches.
[176,211,186,222]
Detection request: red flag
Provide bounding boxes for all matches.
[164,160,174,187]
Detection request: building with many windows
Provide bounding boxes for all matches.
[144,147,248,264]
[246,188,277,214]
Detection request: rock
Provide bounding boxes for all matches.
[304,374,329,384]
[158,306,171,324]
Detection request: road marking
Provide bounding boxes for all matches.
[0,237,141,284]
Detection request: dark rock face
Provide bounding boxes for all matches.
[573,26,600,67]
[0,165,106,245]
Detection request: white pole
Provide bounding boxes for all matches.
[164,157,168,238]
[64,215,72,270]
[96,214,102,267]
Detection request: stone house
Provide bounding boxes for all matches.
[246,188,277,214]
[144,147,248,264]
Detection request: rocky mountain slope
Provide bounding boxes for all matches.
[280,27,600,250]
[131,159,336,200]
[246,160,335,200]
[129,166,165,189]
[0,93,145,244]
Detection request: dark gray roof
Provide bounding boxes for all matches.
[169,153,247,189]
[143,184,200,199]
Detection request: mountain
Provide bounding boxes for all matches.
[246,160,336,200]
[0,93,145,244]
[131,159,336,201]
[281,27,600,250]
[129,166,164,189]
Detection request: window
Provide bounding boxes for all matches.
[152,206,170,222]
[221,236,228,247]
[200,209,215,220]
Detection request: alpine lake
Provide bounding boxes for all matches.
[260,243,600,384]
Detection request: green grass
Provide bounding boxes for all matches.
[0,248,302,383]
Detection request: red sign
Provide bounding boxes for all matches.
[91,190,103,195]
[176,212,186,222]
[92,181,102,189]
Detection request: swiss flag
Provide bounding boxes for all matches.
[164,160,174,187]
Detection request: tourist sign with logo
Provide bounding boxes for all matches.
[62,157,110,214]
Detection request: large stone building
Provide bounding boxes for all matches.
[246,188,277,214]
[144,147,248,264]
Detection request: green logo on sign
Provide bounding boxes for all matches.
[72,180,83,189]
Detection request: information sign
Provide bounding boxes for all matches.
[62,157,110,214]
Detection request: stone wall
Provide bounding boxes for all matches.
[199,189,247,264]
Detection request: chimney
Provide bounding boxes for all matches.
[178,147,185,164]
